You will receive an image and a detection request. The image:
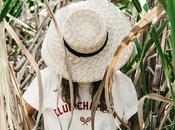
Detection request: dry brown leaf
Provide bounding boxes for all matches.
[138,93,172,130]
[95,5,166,130]
[4,20,44,130]
[8,63,30,130]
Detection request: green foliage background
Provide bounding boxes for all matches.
[1,0,175,129]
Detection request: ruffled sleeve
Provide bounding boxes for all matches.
[112,70,138,124]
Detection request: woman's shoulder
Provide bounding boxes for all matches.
[112,70,135,95]
[40,67,59,84]
[40,67,57,79]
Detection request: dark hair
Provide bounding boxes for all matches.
[61,78,107,111]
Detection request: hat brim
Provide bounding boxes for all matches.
[41,0,134,82]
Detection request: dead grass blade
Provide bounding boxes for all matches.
[7,13,36,33]
[158,103,173,130]
[0,21,8,130]
[43,1,75,130]
[138,93,172,130]
[4,20,44,129]
[91,76,106,130]
[1,19,15,130]
[91,4,166,130]
[93,5,166,129]
[8,63,30,130]
[108,5,165,75]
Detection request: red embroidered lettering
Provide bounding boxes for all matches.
[57,107,63,115]
[54,109,60,116]
[54,101,106,117]
[83,101,88,110]
[77,102,82,110]
[63,104,69,113]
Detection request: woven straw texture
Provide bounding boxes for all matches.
[41,0,133,82]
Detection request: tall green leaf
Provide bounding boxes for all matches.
[0,0,16,22]
[167,0,175,77]
[150,27,175,107]
[0,0,23,22]
[132,0,142,13]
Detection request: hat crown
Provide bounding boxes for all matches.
[41,0,133,82]
[63,9,107,54]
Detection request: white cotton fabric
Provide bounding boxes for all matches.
[23,67,138,130]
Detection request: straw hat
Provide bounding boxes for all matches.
[41,0,133,83]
